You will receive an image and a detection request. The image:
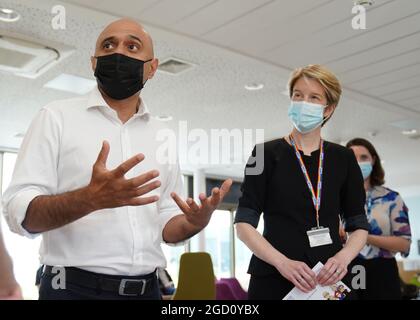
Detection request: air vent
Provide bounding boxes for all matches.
[0,35,59,78]
[0,33,74,79]
[158,57,194,75]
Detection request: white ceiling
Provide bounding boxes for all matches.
[1,0,420,195]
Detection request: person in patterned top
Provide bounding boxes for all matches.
[346,137,412,300]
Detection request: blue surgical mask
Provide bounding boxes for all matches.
[288,101,326,133]
[358,162,373,180]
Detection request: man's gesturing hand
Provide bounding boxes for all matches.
[87,141,161,211]
[170,179,233,230]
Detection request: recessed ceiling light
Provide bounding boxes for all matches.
[245,83,264,91]
[155,115,173,121]
[0,8,20,22]
[44,73,96,95]
[402,129,418,136]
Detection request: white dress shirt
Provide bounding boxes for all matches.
[2,87,184,276]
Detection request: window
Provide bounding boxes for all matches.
[161,244,185,287]
[1,151,41,300]
[159,174,190,286]
[205,209,233,279]
[234,214,264,290]
[188,231,201,252]
[1,152,17,194]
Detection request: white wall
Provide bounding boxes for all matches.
[404,195,420,260]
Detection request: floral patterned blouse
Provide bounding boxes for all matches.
[358,186,412,259]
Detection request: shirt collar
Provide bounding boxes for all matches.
[85,86,151,119]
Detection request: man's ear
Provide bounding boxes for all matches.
[90,56,96,73]
[147,58,159,80]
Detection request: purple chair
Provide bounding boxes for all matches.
[217,278,248,300]
[216,281,236,300]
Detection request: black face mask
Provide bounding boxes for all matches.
[94,53,152,100]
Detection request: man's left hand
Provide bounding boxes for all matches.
[171,179,233,231]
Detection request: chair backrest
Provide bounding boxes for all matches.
[216,281,236,300]
[172,252,216,300]
[219,278,248,300]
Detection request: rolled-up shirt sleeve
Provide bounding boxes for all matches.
[341,149,370,232]
[157,157,184,245]
[2,107,60,238]
[234,144,269,228]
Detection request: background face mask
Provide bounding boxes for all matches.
[288,101,325,133]
[358,162,373,180]
[94,53,151,100]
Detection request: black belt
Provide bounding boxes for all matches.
[43,265,157,297]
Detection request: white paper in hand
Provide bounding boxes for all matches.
[283,262,351,300]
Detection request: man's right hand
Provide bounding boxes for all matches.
[86,141,161,211]
[0,283,23,300]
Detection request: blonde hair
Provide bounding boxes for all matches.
[288,64,342,107]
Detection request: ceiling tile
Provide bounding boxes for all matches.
[366,75,420,96]
[171,0,273,36]
[339,49,420,84]
[385,87,420,103]
[349,63,420,91]
[202,0,331,49]
[138,0,217,26]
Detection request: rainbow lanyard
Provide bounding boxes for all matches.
[289,135,324,228]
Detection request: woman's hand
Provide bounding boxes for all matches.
[318,229,368,286]
[317,252,350,286]
[276,258,317,293]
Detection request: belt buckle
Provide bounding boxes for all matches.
[118,279,147,296]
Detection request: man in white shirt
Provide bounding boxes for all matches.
[2,18,231,300]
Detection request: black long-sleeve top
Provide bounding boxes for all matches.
[235,138,370,276]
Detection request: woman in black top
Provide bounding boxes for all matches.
[235,65,370,300]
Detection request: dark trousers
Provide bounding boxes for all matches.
[248,272,294,300]
[38,267,162,300]
[353,257,402,300]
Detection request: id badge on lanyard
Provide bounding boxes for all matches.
[307,227,333,248]
[290,135,332,248]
